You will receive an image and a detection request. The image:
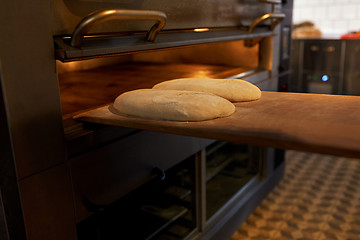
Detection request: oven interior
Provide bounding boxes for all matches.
[57,39,260,118]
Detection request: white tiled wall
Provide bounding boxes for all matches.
[293,0,360,35]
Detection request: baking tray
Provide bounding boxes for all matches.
[73,91,360,158]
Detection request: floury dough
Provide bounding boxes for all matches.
[112,89,235,121]
[152,78,261,102]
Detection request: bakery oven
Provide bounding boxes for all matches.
[0,0,291,239]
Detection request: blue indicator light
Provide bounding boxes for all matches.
[322,75,329,82]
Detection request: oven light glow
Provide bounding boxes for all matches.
[189,70,211,78]
[322,75,329,82]
[58,61,83,73]
[193,28,210,32]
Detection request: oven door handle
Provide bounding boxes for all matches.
[70,9,167,47]
[259,0,281,4]
[248,13,285,34]
[244,13,285,48]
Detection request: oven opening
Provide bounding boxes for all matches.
[75,141,269,240]
[76,155,197,240]
[57,39,260,119]
[205,142,261,220]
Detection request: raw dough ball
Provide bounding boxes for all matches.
[112,89,235,121]
[153,78,261,102]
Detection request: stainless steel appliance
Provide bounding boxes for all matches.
[343,40,360,96]
[291,39,343,94]
[291,38,360,95]
[0,1,291,239]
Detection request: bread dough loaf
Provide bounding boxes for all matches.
[112,89,235,121]
[153,78,261,102]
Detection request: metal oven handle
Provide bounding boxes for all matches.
[248,13,285,34]
[244,13,285,48]
[259,0,281,3]
[70,9,167,47]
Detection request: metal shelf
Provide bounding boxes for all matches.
[55,27,275,62]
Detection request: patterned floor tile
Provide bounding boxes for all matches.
[231,150,360,240]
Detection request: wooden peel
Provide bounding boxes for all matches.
[73,91,360,158]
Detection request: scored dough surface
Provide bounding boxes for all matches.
[112,89,235,121]
[153,78,261,102]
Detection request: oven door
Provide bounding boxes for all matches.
[52,0,275,35]
[53,0,284,61]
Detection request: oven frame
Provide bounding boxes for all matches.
[0,1,289,239]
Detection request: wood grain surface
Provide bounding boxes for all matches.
[73,91,360,158]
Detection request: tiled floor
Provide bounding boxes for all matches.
[231,150,360,240]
